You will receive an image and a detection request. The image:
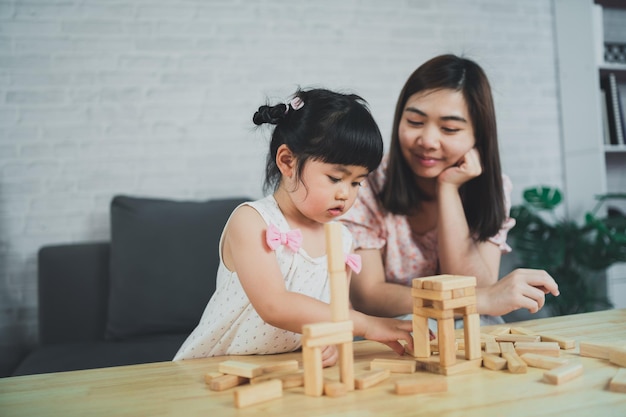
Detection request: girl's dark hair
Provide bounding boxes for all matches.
[253,88,384,194]
[381,54,505,241]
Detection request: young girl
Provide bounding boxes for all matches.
[340,55,559,325]
[174,88,414,366]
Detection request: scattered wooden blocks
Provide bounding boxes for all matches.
[579,341,615,360]
[520,353,569,370]
[210,374,248,391]
[218,360,264,378]
[204,371,224,384]
[324,381,348,397]
[543,362,583,385]
[514,341,561,357]
[538,333,576,349]
[251,370,304,388]
[370,358,416,374]
[502,352,528,374]
[610,368,626,393]
[395,376,448,395]
[234,379,282,408]
[495,334,541,343]
[609,347,626,368]
[482,352,507,371]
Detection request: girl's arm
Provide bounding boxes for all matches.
[436,148,500,287]
[223,206,413,354]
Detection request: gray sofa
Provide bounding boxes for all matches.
[12,195,249,376]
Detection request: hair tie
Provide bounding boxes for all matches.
[285,97,305,114]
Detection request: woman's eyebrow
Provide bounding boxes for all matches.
[406,106,467,123]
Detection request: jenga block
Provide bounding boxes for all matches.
[209,374,248,391]
[484,340,501,355]
[412,314,431,358]
[324,222,345,273]
[355,369,391,390]
[482,352,507,370]
[418,357,482,375]
[538,333,576,350]
[480,332,497,341]
[338,341,355,391]
[303,321,353,338]
[422,275,476,291]
[510,327,536,335]
[234,379,282,408]
[261,359,299,374]
[488,326,511,336]
[514,342,561,357]
[251,370,304,388]
[395,377,448,395]
[303,331,353,348]
[411,287,452,301]
[324,381,347,397]
[204,371,224,384]
[438,317,456,367]
[579,341,614,359]
[325,223,350,322]
[610,368,626,393]
[499,342,516,354]
[370,358,416,373]
[495,334,541,343]
[303,345,324,396]
[463,313,481,360]
[520,353,570,370]
[454,304,478,315]
[452,286,475,298]
[432,295,477,310]
[609,347,626,367]
[502,352,528,374]
[543,362,583,385]
[412,277,429,289]
[413,305,454,320]
[218,360,264,378]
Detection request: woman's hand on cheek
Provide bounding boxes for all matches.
[438,148,482,187]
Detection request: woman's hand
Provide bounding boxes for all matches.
[477,268,559,316]
[362,317,414,355]
[321,345,339,367]
[438,147,482,188]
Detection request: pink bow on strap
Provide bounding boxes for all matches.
[345,254,362,274]
[266,223,303,252]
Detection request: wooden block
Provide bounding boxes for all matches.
[413,305,454,320]
[510,327,536,335]
[412,277,429,289]
[234,379,282,408]
[488,326,511,336]
[395,377,447,395]
[412,314,431,358]
[502,352,527,374]
[251,370,304,388]
[303,331,353,348]
[579,341,614,359]
[303,321,353,338]
[432,295,477,310]
[324,381,347,397]
[452,286,475,298]
[338,341,355,391]
[454,304,477,315]
[463,313,481,360]
[538,333,576,350]
[370,358,416,373]
[204,371,224,384]
[422,275,476,291]
[484,340,501,355]
[218,360,264,378]
[495,334,541,343]
[324,222,345,273]
[261,359,299,374]
[411,287,452,301]
[303,345,323,397]
[514,342,561,357]
[417,355,482,375]
[355,369,391,390]
[610,368,626,393]
[499,342,516,354]
[480,332,497,341]
[438,317,456,367]
[610,347,626,367]
[482,352,507,370]
[543,362,583,385]
[520,353,570,370]
[209,374,248,391]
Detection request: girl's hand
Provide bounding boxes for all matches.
[363,317,414,355]
[438,147,482,188]
[321,344,339,367]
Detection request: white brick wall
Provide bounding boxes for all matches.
[0,0,562,375]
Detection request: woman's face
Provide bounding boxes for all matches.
[398,88,476,180]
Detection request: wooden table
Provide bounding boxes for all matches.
[1,309,626,417]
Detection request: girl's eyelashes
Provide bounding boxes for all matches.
[327,176,340,183]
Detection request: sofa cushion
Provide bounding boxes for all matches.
[106,195,248,340]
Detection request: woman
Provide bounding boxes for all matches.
[340,54,559,325]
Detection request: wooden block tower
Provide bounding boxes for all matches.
[301,222,355,396]
[410,275,482,375]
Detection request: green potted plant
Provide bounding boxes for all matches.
[508,186,626,316]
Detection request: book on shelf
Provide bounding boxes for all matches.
[601,72,626,146]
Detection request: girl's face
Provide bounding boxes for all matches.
[398,88,476,181]
[290,159,369,224]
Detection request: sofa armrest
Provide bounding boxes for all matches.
[38,242,110,345]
